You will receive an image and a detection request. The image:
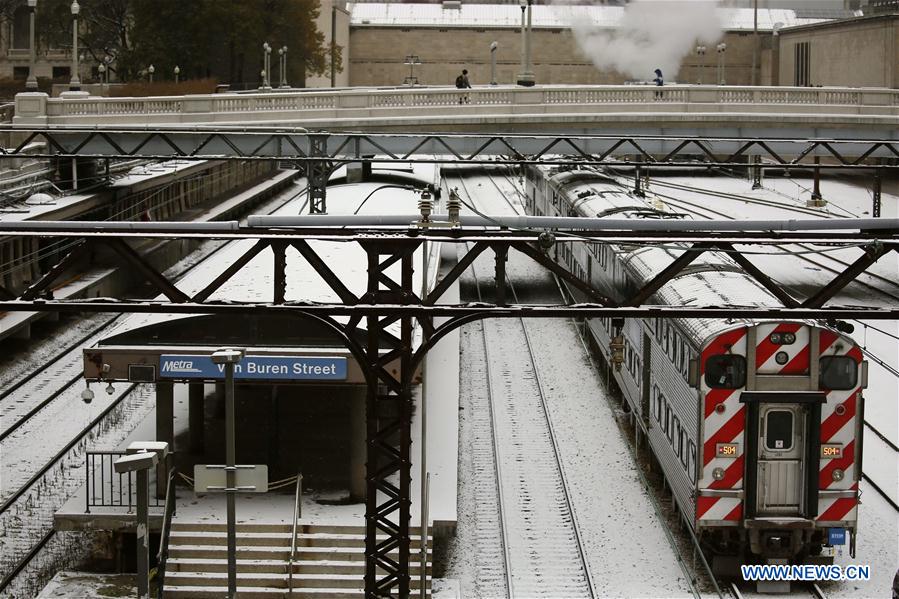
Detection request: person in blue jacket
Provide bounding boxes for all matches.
[653,69,664,86]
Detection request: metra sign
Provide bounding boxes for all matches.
[159,355,347,381]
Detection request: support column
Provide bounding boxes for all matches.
[362,240,418,598]
[189,383,205,455]
[156,382,174,498]
[808,156,825,207]
[307,134,331,215]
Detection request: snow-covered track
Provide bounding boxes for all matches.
[0,321,120,444]
[456,173,595,598]
[0,176,310,596]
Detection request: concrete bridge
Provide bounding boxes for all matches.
[12,84,899,141]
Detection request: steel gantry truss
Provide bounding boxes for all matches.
[3,127,898,214]
[0,220,897,597]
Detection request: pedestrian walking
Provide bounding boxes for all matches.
[456,69,472,104]
[653,68,664,99]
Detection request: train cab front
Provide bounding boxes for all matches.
[695,322,866,580]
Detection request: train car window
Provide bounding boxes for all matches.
[664,324,671,355]
[679,430,688,468]
[765,410,793,451]
[688,441,697,484]
[664,404,671,435]
[704,355,746,389]
[669,414,678,445]
[653,387,662,423]
[819,356,858,390]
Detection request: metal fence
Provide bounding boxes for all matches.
[84,450,165,512]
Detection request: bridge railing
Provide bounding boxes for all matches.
[13,84,899,126]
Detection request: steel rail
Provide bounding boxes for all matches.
[484,168,721,599]
[0,529,55,594]
[464,235,515,598]
[480,170,699,599]
[0,316,119,402]
[506,260,598,599]
[0,173,312,594]
[0,383,137,516]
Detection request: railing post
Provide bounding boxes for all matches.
[85,454,91,513]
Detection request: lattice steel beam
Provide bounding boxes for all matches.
[1,128,898,168]
[361,241,418,598]
[3,224,897,597]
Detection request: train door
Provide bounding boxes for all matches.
[756,403,804,515]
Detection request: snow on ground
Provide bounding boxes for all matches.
[442,170,693,597]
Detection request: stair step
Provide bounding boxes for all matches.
[170,522,432,535]
[169,545,432,561]
[168,557,430,576]
[169,531,431,548]
[163,586,431,599]
[164,571,431,590]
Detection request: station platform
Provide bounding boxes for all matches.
[0,167,298,342]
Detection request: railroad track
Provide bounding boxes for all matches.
[455,173,596,598]
[0,177,310,596]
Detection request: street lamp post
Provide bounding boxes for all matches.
[261,42,272,90]
[148,64,154,84]
[695,45,706,85]
[516,0,535,86]
[280,46,289,88]
[211,348,246,599]
[26,0,38,91]
[717,42,727,85]
[490,41,498,86]
[69,0,80,91]
[174,65,180,84]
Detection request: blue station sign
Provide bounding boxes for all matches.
[159,354,347,381]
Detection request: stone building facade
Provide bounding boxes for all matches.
[776,13,897,87]
[345,4,827,88]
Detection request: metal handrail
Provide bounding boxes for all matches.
[288,473,302,596]
[155,468,178,599]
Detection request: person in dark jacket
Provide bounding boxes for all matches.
[653,69,664,86]
[456,69,472,103]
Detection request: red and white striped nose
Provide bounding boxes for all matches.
[755,323,809,375]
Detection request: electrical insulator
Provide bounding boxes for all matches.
[448,187,461,225]
[418,190,432,223]
[610,335,625,372]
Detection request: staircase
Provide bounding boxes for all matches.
[163,521,432,598]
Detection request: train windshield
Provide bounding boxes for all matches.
[820,356,858,390]
[704,355,746,389]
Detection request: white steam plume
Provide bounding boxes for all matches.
[568,0,723,82]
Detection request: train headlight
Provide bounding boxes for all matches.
[782,332,796,344]
[770,333,782,344]
[832,468,845,482]
[775,351,789,365]
[712,467,726,481]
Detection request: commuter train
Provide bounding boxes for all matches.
[523,165,866,574]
